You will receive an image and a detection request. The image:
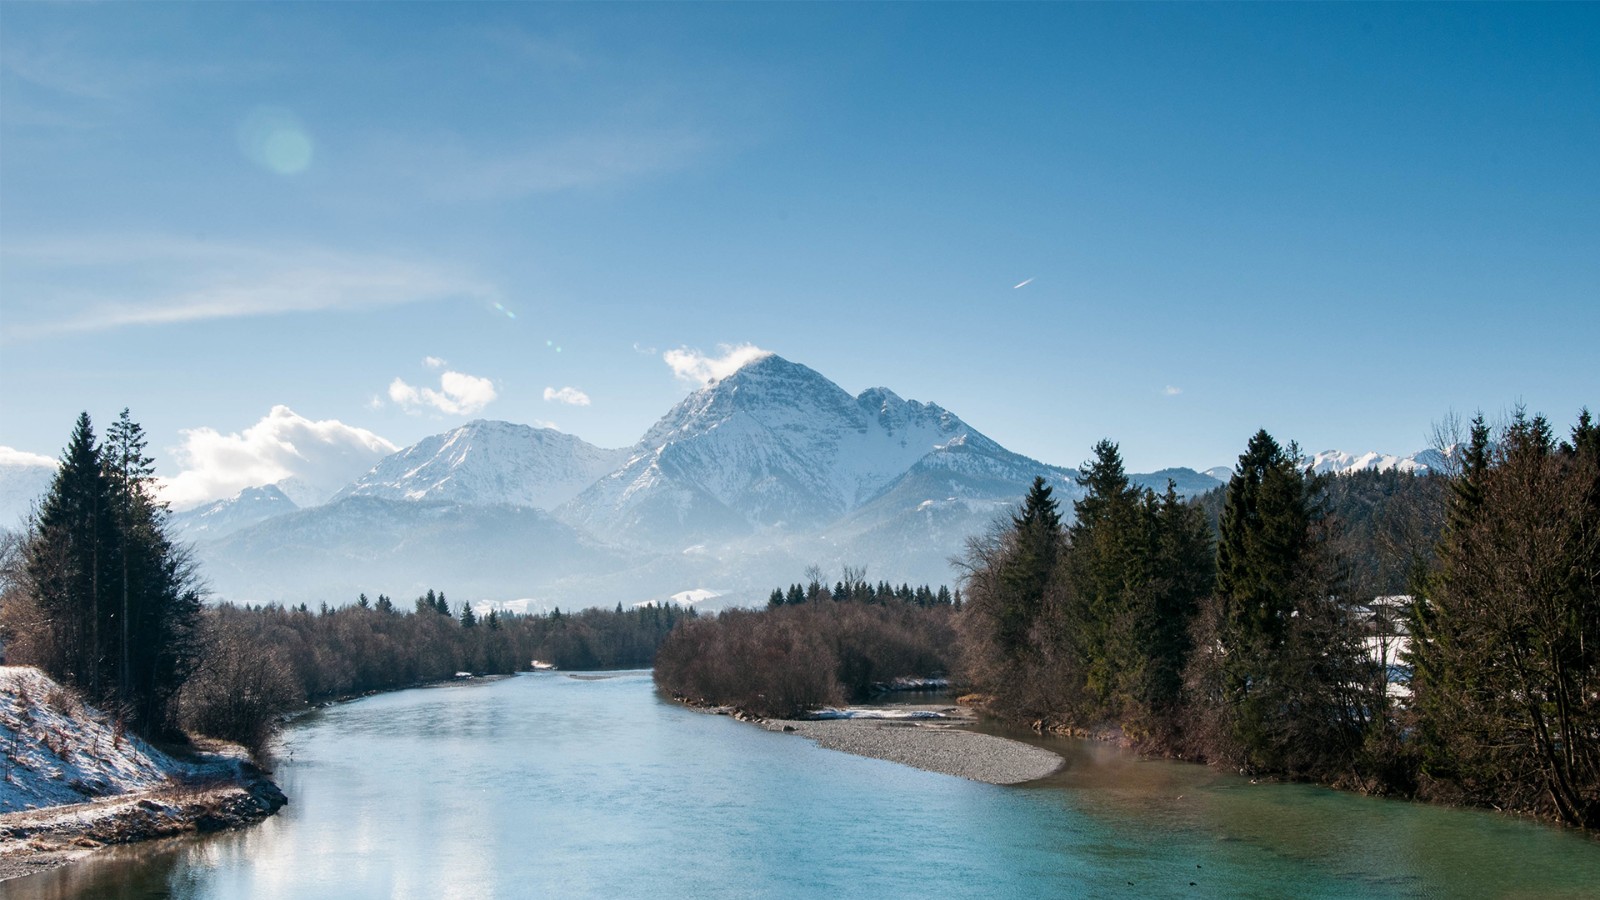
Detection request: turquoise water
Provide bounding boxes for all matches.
[10,672,1599,899]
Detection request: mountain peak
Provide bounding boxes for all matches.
[336,420,629,509]
[709,350,785,383]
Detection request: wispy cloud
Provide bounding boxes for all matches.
[1163,385,1183,397]
[388,370,498,417]
[663,343,771,386]
[0,236,497,340]
[423,356,447,369]
[1,31,258,105]
[159,406,397,510]
[398,128,711,201]
[543,386,591,406]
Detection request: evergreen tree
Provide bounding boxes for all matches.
[1067,440,1146,715]
[23,413,122,698]
[996,476,1063,658]
[1190,429,1369,775]
[15,411,200,733]
[460,601,477,628]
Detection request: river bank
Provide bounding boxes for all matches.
[0,766,285,881]
[695,700,1063,785]
[0,666,286,882]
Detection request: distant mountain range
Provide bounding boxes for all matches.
[0,355,1451,610]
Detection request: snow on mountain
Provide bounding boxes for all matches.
[335,420,630,511]
[168,484,299,542]
[560,355,1014,547]
[169,356,1453,609]
[0,448,56,531]
[1301,449,1436,476]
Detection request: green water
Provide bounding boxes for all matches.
[9,672,1598,899]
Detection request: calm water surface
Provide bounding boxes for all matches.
[10,672,1599,899]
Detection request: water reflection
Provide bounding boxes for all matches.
[8,673,1599,899]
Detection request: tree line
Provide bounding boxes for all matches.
[655,577,958,718]
[181,595,695,751]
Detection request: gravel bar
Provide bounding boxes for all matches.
[762,718,1062,785]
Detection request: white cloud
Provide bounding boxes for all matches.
[0,446,56,469]
[389,370,498,416]
[663,343,772,386]
[159,406,398,510]
[0,236,498,339]
[1163,385,1183,397]
[543,386,591,407]
[423,356,447,369]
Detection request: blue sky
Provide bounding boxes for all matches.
[2,2,1596,505]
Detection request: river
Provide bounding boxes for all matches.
[9,671,1599,899]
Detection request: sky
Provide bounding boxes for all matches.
[1,3,1596,506]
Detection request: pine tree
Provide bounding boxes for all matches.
[16,411,200,733]
[995,476,1063,658]
[460,602,477,628]
[1192,429,1368,775]
[24,413,122,698]
[1067,440,1146,716]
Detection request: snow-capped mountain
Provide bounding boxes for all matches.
[169,354,1446,609]
[0,449,56,531]
[1301,449,1439,476]
[559,354,1031,547]
[167,484,299,541]
[335,420,630,510]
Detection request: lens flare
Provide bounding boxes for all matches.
[238,107,314,175]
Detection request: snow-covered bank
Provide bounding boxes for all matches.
[1,667,192,813]
[0,666,285,881]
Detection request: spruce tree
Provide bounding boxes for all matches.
[24,413,122,698]
[996,476,1063,658]
[1067,440,1145,716]
[18,411,199,733]
[1196,429,1367,775]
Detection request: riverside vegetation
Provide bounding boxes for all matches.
[655,409,1600,830]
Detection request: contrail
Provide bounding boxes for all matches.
[1012,277,1034,289]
